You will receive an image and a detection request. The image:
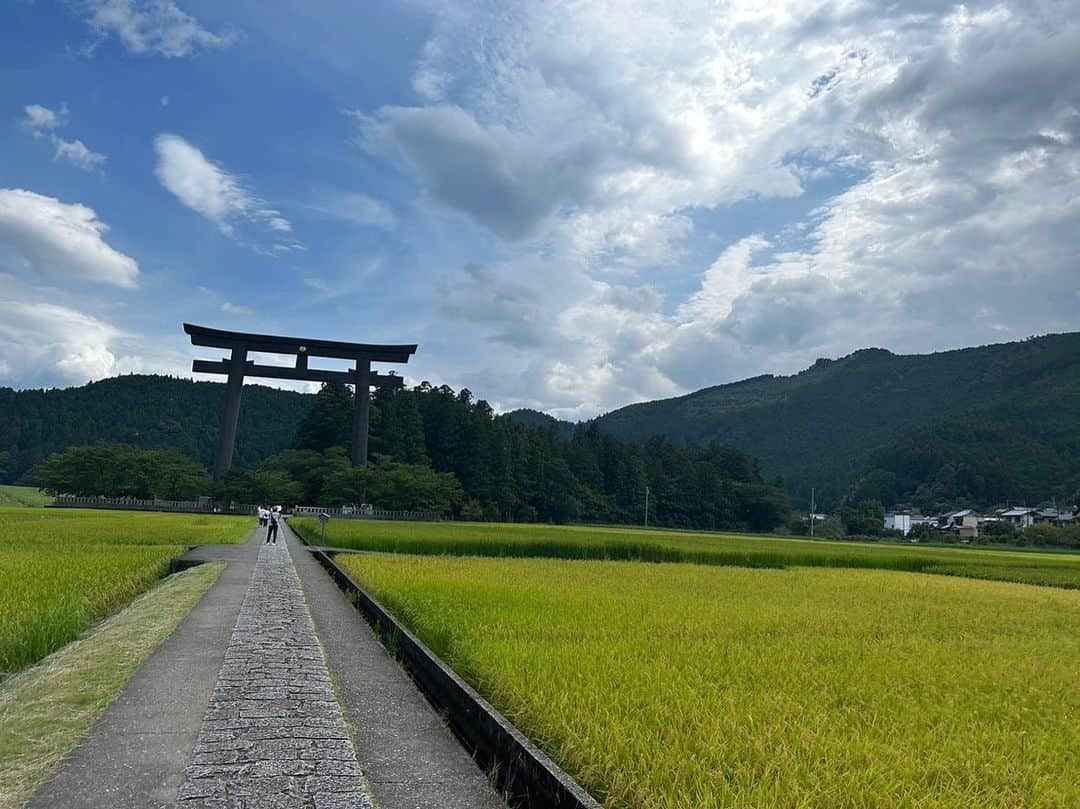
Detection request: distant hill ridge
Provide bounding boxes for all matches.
[0,375,311,483]
[586,332,1080,510]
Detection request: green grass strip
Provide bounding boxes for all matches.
[0,562,224,809]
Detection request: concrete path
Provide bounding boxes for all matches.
[178,538,372,809]
[284,523,506,809]
[27,521,505,809]
[28,528,262,809]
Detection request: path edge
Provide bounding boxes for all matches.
[305,542,601,809]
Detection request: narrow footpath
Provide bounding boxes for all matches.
[285,523,506,809]
[178,539,372,808]
[27,522,505,809]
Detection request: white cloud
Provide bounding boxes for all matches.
[678,236,773,323]
[21,104,106,173]
[153,134,295,244]
[52,138,107,172]
[400,0,1080,417]
[220,301,253,315]
[0,272,193,388]
[23,104,66,134]
[305,190,397,230]
[80,0,233,58]
[0,189,138,287]
[0,293,139,387]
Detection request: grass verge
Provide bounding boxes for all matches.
[0,562,224,809]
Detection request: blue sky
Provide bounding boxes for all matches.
[2,1,1079,418]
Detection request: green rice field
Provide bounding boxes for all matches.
[340,553,1080,809]
[293,519,1080,589]
[0,508,250,677]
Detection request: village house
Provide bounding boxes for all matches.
[939,509,980,540]
[1035,508,1077,526]
[884,503,1078,541]
[999,507,1038,529]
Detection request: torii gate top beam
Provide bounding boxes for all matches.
[183,323,417,364]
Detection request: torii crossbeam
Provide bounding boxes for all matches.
[184,323,417,480]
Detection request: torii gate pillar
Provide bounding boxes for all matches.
[184,324,417,481]
[215,347,248,480]
[352,360,372,471]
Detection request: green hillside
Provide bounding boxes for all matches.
[0,375,312,484]
[594,333,1080,510]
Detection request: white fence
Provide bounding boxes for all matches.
[49,496,443,521]
[51,495,257,514]
[292,505,443,522]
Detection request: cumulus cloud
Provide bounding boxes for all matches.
[358,104,591,241]
[79,0,233,58]
[0,189,138,287]
[387,0,1080,417]
[0,299,127,385]
[153,134,296,245]
[21,104,106,173]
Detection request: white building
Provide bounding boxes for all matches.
[884,512,913,536]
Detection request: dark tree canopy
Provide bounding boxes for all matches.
[37,444,212,500]
[215,381,792,528]
[0,375,309,483]
[291,383,355,453]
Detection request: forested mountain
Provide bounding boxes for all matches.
[502,408,574,438]
[593,333,1080,511]
[0,375,310,483]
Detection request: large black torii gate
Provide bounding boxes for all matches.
[184,323,418,480]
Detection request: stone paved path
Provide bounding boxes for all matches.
[178,537,373,809]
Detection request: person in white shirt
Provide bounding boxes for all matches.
[266,506,280,544]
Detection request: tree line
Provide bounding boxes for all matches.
[36,382,792,531]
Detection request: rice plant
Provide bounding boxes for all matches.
[0,508,250,677]
[293,518,1080,588]
[341,553,1080,808]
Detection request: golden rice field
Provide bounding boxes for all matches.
[0,508,250,677]
[339,553,1080,809]
[293,518,1080,589]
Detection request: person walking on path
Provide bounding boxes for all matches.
[266,507,280,544]
[257,505,268,527]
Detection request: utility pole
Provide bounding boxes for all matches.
[809,487,816,539]
[644,485,650,528]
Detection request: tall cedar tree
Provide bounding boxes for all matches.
[275,382,791,529]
